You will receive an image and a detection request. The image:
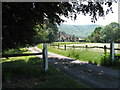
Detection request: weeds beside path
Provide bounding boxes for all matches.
[30,46,120,88]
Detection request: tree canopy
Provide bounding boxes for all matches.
[33,19,58,44]
[87,22,120,43]
[2,2,115,50]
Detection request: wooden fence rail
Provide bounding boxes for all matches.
[2,43,48,71]
[51,42,120,60]
[2,53,43,58]
[54,44,120,50]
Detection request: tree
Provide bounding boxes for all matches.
[101,25,115,43]
[45,20,58,42]
[32,24,49,44]
[88,26,102,42]
[88,22,120,43]
[33,20,58,44]
[2,2,115,50]
[94,27,102,34]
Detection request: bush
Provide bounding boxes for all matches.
[100,53,120,68]
[100,53,113,66]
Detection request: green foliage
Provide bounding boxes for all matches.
[94,27,102,34]
[38,44,120,69]
[66,49,102,64]
[38,44,102,65]
[2,48,28,54]
[3,2,115,50]
[33,20,58,44]
[2,48,87,88]
[100,53,120,69]
[88,22,120,43]
[33,24,49,43]
[46,21,58,42]
[100,53,112,66]
[88,26,103,42]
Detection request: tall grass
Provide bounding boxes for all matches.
[38,43,120,68]
[38,44,103,64]
[66,49,103,64]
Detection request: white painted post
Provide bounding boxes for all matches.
[110,42,115,61]
[43,43,48,71]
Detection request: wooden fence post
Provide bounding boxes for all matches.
[86,45,88,50]
[104,45,107,54]
[43,43,48,71]
[58,44,59,49]
[73,45,75,49]
[64,45,66,50]
[110,42,115,61]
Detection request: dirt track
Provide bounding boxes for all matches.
[29,46,120,88]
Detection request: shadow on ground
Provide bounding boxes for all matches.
[48,57,119,88]
[2,57,88,88]
[2,57,45,88]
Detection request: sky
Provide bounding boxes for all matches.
[61,2,118,26]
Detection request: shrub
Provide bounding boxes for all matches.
[100,53,113,66]
[100,53,120,68]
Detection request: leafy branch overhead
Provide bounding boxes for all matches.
[2,2,115,50]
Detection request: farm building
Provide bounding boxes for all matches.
[57,32,79,42]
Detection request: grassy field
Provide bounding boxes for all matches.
[49,42,88,46]
[2,48,88,88]
[38,43,120,69]
[38,44,103,64]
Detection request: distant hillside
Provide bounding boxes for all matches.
[58,24,103,38]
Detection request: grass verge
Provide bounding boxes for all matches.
[38,43,120,69]
[2,48,88,88]
[38,44,102,64]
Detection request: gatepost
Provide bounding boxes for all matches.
[43,43,48,71]
[110,42,115,61]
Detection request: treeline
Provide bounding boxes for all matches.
[87,22,120,43]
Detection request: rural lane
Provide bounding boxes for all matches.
[28,46,120,88]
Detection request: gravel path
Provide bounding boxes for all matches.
[28,46,120,88]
